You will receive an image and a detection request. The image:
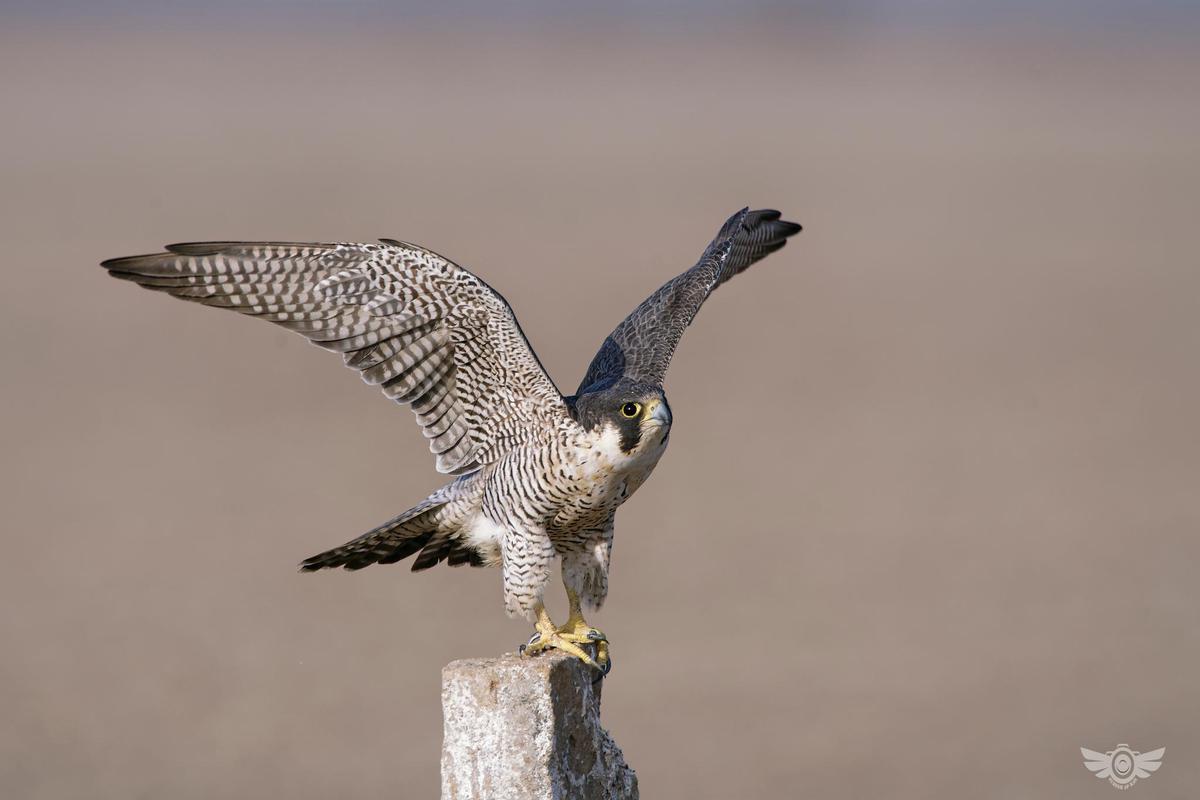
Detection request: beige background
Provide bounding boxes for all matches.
[2,10,1197,799]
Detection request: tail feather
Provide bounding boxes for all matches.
[410,529,456,571]
[300,497,450,572]
[446,541,486,567]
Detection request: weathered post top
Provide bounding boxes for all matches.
[441,651,638,800]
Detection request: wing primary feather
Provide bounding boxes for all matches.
[575,207,801,392]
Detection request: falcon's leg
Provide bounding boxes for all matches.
[520,603,608,674]
[554,532,612,668]
[555,585,609,669]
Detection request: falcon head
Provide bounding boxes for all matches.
[569,380,672,456]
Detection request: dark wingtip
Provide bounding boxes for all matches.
[104,270,149,284]
[165,242,230,256]
[100,252,159,270]
[745,209,801,235]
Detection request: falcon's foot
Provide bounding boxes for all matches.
[557,619,607,647]
[520,608,610,675]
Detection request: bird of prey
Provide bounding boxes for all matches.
[103,207,801,673]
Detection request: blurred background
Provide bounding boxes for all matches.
[2,2,1197,798]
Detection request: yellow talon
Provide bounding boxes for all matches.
[560,585,609,671]
[556,619,606,644]
[520,594,610,674]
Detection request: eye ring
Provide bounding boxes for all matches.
[620,402,642,419]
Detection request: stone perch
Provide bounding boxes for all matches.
[441,651,638,800]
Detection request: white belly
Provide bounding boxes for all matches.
[461,513,505,565]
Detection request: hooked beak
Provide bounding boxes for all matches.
[644,399,672,428]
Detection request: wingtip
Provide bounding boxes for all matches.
[165,242,231,256]
[746,208,801,234]
[103,268,149,282]
[100,253,156,270]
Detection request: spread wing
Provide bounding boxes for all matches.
[1133,747,1165,778]
[1080,748,1113,779]
[576,208,802,394]
[103,239,569,474]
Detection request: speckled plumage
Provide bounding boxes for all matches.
[103,207,800,630]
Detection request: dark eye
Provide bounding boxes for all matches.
[620,402,641,419]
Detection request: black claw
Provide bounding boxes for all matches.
[527,632,542,646]
[586,629,606,642]
[518,644,527,654]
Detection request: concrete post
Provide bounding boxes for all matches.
[441,651,638,800]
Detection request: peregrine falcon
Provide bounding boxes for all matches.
[103,207,801,672]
